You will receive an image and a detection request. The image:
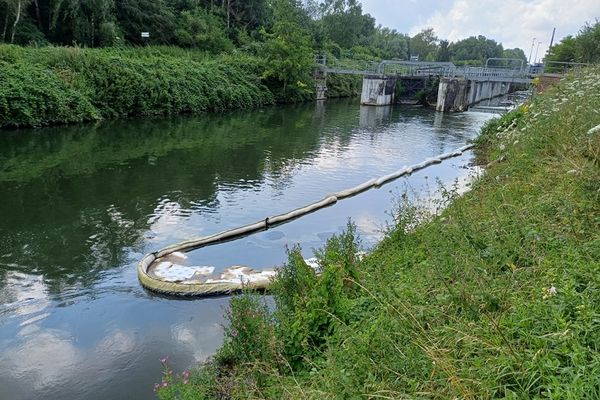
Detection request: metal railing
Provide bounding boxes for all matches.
[315,56,589,84]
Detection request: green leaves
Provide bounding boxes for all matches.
[0,59,98,127]
[0,46,275,128]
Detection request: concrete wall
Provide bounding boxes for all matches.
[436,78,511,112]
[468,81,510,105]
[361,76,397,106]
[315,81,327,100]
[436,78,470,112]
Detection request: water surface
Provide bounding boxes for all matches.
[0,99,491,399]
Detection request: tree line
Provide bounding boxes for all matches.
[0,0,526,65]
[545,21,600,65]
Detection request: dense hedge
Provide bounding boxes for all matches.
[0,46,275,128]
[0,61,99,127]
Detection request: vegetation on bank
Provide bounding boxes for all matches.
[156,67,600,398]
[0,45,275,128]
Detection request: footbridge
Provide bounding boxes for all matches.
[315,57,535,111]
[320,59,533,83]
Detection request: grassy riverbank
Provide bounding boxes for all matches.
[0,45,278,128]
[156,66,600,398]
[0,45,367,129]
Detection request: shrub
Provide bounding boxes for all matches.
[0,61,99,127]
[0,45,275,128]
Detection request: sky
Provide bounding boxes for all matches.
[360,0,600,62]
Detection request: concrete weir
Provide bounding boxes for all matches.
[436,78,511,112]
[359,75,512,111]
[361,76,397,106]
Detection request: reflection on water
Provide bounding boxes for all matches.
[0,99,492,399]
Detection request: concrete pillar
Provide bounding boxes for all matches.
[361,76,397,106]
[438,78,513,112]
[436,78,470,112]
[468,81,512,106]
[315,81,327,100]
[314,68,328,100]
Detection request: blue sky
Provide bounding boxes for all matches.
[360,0,600,62]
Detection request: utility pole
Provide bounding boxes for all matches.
[528,37,536,64]
[549,27,556,49]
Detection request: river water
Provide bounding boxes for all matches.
[0,99,491,399]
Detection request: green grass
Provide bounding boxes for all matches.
[156,67,600,399]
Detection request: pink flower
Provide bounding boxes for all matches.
[182,370,191,378]
[153,383,161,392]
[231,330,238,338]
[160,356,169,365]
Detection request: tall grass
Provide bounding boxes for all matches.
[158,68,600,399]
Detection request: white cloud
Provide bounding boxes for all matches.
[361,0,600,61]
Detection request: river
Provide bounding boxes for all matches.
[0,99,492,399]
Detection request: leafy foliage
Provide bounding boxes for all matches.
[0,45,274,127]
[260,0,314,102]
[449,34,504,64]
[0,59,98,127]
[547,20,600,64]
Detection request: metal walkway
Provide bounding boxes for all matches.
[317,58,534,84]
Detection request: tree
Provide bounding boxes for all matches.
[320,0,375,49]
[51,0,115,46]
[449,35,503,64]
[361,26,408,60]
[174,8,233,52]
[575,21,600,63]
[115,0,176,44]
[261,0,313,98]
[0,0,33,43]
[545,35,577,63]
[436,39,450,61]
[410,28,438,61]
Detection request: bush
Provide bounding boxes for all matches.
[0,45,275,128]
[0,61,98,127]
[217,291,276,366]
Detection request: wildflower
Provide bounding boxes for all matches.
[182,370,191,379]
[588,124,600,136]
[548,286,557,296]
[153,383,161,392]
[160,356,169,365]
[231,329,238,338]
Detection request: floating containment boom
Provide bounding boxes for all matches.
[137,144,475,296]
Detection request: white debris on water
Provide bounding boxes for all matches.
[149,253,366,286]
[152,262,215,282]
[205,266,277,285]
